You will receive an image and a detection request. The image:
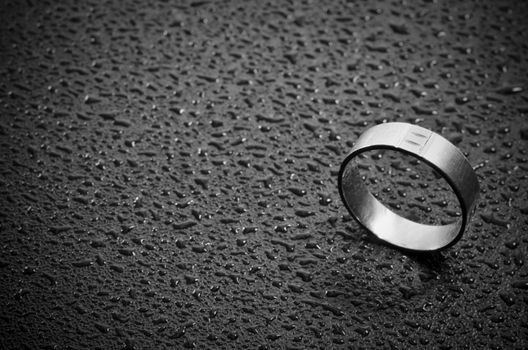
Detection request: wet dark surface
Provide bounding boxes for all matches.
[0,0,527,348]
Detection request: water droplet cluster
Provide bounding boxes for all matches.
[0,0,527,348]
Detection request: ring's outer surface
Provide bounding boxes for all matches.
[338,122,480,252]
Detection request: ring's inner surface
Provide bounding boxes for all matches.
[341,150,463,251]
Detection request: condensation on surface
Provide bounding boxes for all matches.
[0,0,527,349]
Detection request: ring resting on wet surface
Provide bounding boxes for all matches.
[338,122,480,252]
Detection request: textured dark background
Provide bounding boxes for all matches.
[0,0,527,349]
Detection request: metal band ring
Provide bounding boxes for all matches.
[338,122,480,252]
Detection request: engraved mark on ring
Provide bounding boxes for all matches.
[400,128,432,153]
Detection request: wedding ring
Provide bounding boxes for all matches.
[338,122,480,252]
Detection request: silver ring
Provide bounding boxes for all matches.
[338,122,480,252]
